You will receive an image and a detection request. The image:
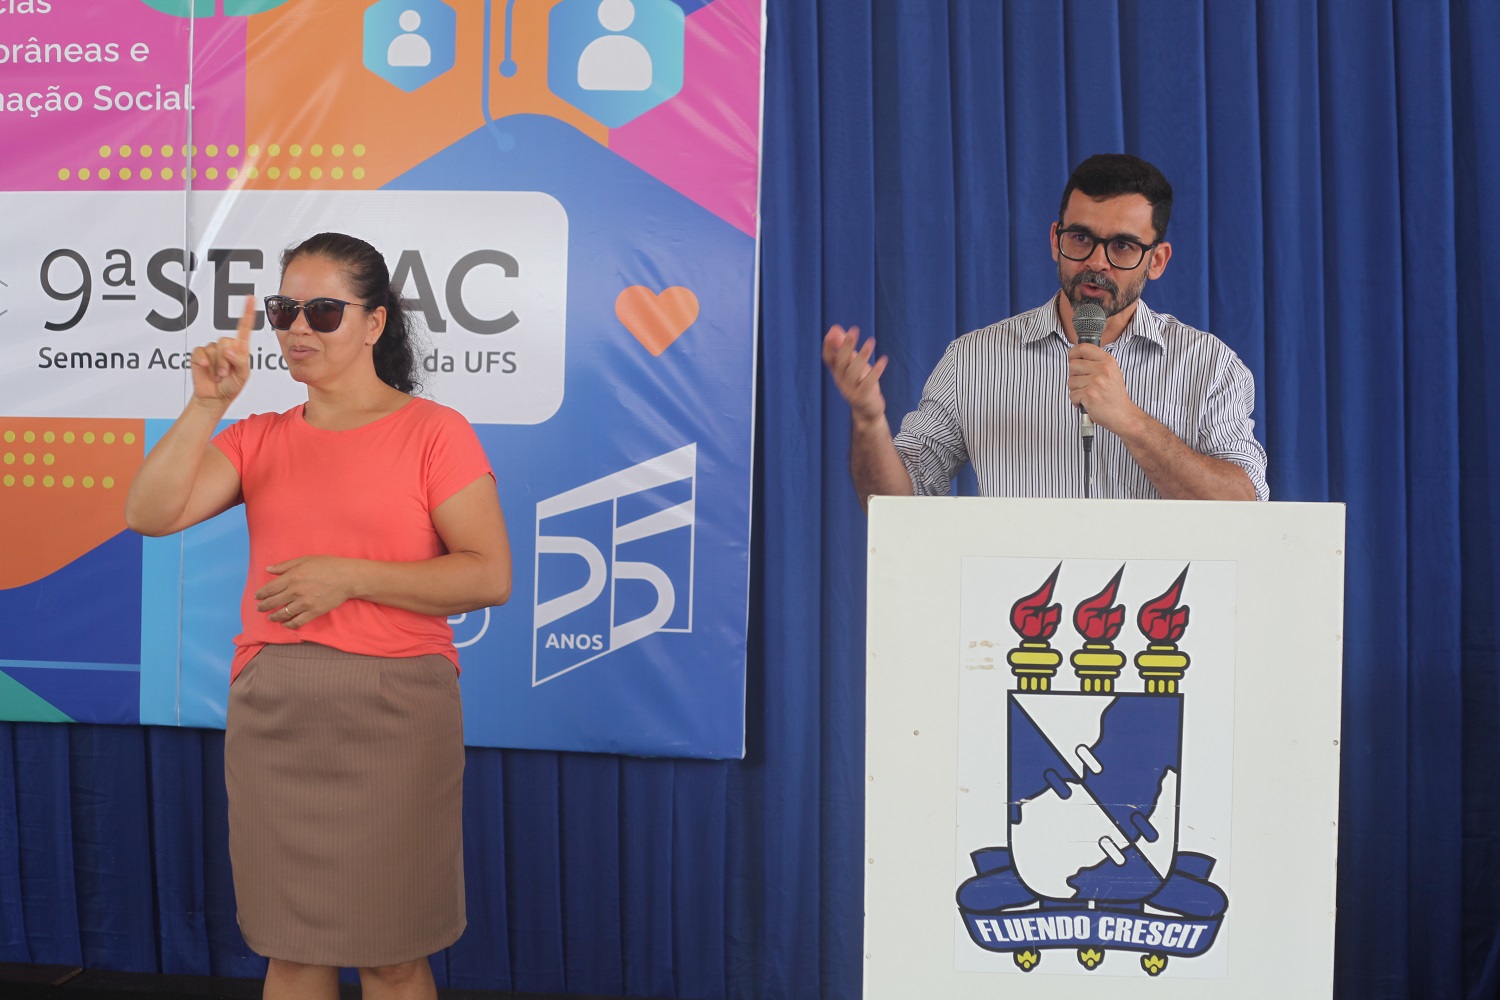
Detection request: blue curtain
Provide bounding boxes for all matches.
[2,1,1497,997]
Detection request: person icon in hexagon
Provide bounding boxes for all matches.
[577,0,652,92]
[387,9,433,68]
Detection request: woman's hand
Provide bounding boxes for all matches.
[255,555,358,629]
[249,477,511,626]
[191,296,256,407]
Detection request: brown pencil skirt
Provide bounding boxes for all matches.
[224,642,465,968]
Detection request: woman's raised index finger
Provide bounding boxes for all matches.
[236,294,257,342]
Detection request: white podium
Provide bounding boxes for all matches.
[863,497,1345,999]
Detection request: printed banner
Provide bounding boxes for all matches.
[0,0,761,757]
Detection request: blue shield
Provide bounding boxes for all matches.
[1007,691,1183,905]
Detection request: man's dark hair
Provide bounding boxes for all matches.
[1058,154,1174,243]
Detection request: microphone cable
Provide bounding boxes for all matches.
[1083,429,1095,498]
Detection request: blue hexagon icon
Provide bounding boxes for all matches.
[548,0,685,128]
[363,0,457,93]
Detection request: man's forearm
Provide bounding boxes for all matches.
[850,416,915,512]
[1115,412,1257,501]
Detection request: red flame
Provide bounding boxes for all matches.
[1138,567,1191,642]
[1010,564,1062,640]
[1074,566,1126,641]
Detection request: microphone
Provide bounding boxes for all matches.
[1073,301,1106,346]
[1072,302,1106,442]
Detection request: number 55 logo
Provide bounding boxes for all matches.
[532,444,695,685]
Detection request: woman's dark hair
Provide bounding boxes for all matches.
[1058,154,1174,243]
[280,232,421,393]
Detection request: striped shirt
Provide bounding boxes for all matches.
[892,296,1269,500]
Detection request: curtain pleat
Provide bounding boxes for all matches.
[0,728,27,958]
[448,749,510,991]
[143,728,209,976]
[558,753,624,995]
[1319,5,1420,995]
[503,752,566,994]
[69,727,155,972]
[809,3,875,998]
[1257,0,1330,500]
[1452,0,1500,995]
[1393,5,1465,999]
[196,732,257,979]
[14,725,82,967]
[620,759,673,997]
[2,3,1499,998]
[1000,4,1070,317]
[1203,1,1266,382]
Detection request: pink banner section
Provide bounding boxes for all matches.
[611,0,762,236]
[0,0,245,191]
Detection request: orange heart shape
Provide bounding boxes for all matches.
[615,285,700,357]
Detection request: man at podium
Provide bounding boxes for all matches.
[821,154,1268,507]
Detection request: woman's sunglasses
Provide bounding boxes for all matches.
[263,295,372,334]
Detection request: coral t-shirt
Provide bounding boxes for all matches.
[212,397,493,682]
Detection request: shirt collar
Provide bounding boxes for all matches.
[1031,293,1167,350]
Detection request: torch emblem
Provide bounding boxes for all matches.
[957,563,1229,977]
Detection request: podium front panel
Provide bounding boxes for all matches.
[864,497,1344,999]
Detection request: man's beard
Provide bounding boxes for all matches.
[1059,265,1148,318]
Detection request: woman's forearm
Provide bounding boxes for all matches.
[347,551,512,615]
[124,398,234,536]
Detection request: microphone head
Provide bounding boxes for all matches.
[1073,302,1106,346]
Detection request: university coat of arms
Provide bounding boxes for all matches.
[955,561,1232,979]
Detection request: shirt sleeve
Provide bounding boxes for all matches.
[423,404,494,510]
[210,416,248,475]
[1199,350,1270,501]
[892,340,971,497]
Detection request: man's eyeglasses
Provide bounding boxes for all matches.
[1056,227,1161,270]
[263,295,373,334]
